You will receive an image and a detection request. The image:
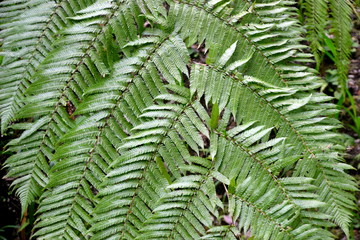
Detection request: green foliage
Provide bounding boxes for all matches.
[300,0,353,79]
[300,0,357,133]
[0,225,19,240]
[1,0,357,239]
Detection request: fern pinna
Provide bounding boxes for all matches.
[0,0,357,239]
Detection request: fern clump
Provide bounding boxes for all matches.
[300,0,353,87]
[0,0,357,239]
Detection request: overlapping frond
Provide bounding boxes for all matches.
[166,0,320,90]
[91,87,210,239]
[212,126,334,239]
[189,60,356,234]
[164,0,357,233]
[0,0,97,132]
[328,0,353,83]
[1,0,357,239]
[302,0,329,65]
[136,105,333,239]
[301,0,353,84]
[201,226,239,240]
[33,33,190,239]
[0,0,29,24]
[90,37,352,238]
[4,0,137,213]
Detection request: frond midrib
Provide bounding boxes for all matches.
[118,101,195,240]
[172,0,297,88]
[7,0,120,215]
[229,193,294,237]
[195,62,349,232]
[1,0,75,130]
[197,63,317,156]
[38,34,173,238]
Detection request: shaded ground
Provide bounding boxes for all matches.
[0,135,21,240]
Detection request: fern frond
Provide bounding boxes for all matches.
[0,0,98,132]
[189,42,356,235]
[84,42,193,238]
[92,3,356,235]
[201,226,240,240]
[328,0,353,84]
[138,168,221,239]
[4,0,132,214]
[0,0,29,24]
[294,151,358,236]
[138,114,332,239]
[300,0,353,85]
[212,116,334,239]
[33,33,190,239]
[92,92,209,239]
[91,56,341,240]
[4,116,53,215]
[167,0,317,90]
[1,0,357,239]
[302,0,329,65]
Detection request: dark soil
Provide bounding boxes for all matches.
[0,135,21,240]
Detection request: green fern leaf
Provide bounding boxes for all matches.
[1,0,357,239]
[0,0,98,133]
